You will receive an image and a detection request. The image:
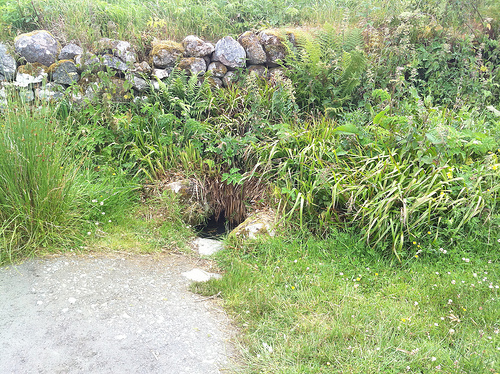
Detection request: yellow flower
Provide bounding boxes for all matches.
[375,273,378,276]
[493,165,498,171]
[413,241,417,245]
[401,318,406,322]
[415,255,419,258]
[427,231,431,234]
[356,277,361,281]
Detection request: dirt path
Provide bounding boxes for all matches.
[0,252,237,374]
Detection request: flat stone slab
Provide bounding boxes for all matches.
[0,253,235,373]
[193,238,224,256]
[182,268,222,282]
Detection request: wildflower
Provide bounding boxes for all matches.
[415,255,419,258]
[87,232,91,235]
[100,201,104,206]
[339,272,344,276]
[413,241,417,245]
[434,323,439,326]
[401,318,406,322]
[448,299,453,304]
[356,277,361,281]
[451,280,456,285]
[449,329,455,334]
[431,357,437,362]
[428,231,431,234]
[375,273,378,276]
[414,301,418,306]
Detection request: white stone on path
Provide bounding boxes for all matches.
[181,269,222,282]
[193,238,223,256]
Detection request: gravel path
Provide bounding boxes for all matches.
[0,252,237,374]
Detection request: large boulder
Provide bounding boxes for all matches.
[58,43,83,60]
[212,36,246,70]
[182,35,215,57]
[98,38,136,64]
[0,43,17,82]
[14,30,61,67]
[150,40,184,68]
[178,57,206,75]
[49,60,79,85]
[238,31,266,65]
[259,31,287,67]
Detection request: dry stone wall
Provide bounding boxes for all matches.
[0,29,293,105]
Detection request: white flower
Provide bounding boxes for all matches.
[449,329,455,334]
[100,201,104,206]
[451,280,456,284]
[431,357,437,361]
[87,232,91,235]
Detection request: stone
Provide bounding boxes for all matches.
[35,82,65,101]
[178,57,206,75]
[212,36,246,70]
[150,40,184,68]
[238,31,266,65]
[74,52,100,72]
[207,76,223,88]
[182,35,215,57]
[152,68,170,80]
[14,30,61,67]
[49,60,79,85]
[98,38,136,64]
[181,269,222,282]
[207,62,227,78]
[222,71,238,87]
[229,210,276,239]
[127,74,149,92]
[259,31,287,67]
[101,54,129,71]
[58,43,83,60]
[0,43,17,82]
[16,63,47,87]
[248,65,267,78]
[192,238,224,256]
[132,61,151,74]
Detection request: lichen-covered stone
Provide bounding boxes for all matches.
[0,43,17,82]
[58,43,83,60]
[127,74,149,92]
[248,65,267,78]
[150,40,184,68]
[132,61,151,74]
[229,210,276,239]
[49,60,79,85]
[14,30,61,67]
[74,52,100,72]
[259,31,287,67]
[213,36,246,70]
[207,76,223,88]
[238,31,266,65]
[98,38,136,64]
[207,62,227,78]
[178,57,206,75]
[182,35,215,57]
[16,63,47,87]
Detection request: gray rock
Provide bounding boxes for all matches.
[259,31,287,67]
[230,210,276,239]
[14,30,60,67]
[152,68,170,80]
[222,71,237,87]
[248,64,267,78]
[16,69,47,87]
[101,54,129,71]
[192,238,223,256]
[207,62,227,78]
[181,268,222,282]
[178,57,206,75]
[74,52,100,71]
[238,31,266,65]
[50,60,79,85]
[151,41,184,68]
[0,43,17,82]
[98,38,136,64]
[132,61,151,74]
[127,74,149,92]
[207,76,223,88]
[212,36,246,70]
[35,82,65,100]
[58,43,83,60]
[182,35,215,57]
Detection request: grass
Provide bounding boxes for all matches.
[193,232,500,373]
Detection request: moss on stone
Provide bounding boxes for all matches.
[17,62,46,75]
[46,59,74,74]
[150,40,184,56]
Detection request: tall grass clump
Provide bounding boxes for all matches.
[0,100,83,263]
